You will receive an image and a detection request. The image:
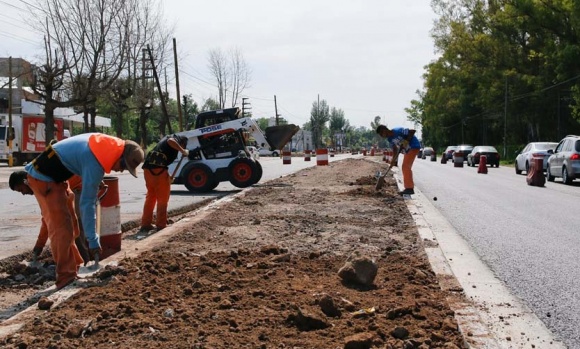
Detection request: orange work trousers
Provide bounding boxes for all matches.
[141,168,171,229]
[402,148,420,190]
[28,176,83,289]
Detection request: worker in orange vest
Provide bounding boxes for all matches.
[10,133,144,289]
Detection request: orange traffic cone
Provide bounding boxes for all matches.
[477,155,488,174]
[526,157,545,187]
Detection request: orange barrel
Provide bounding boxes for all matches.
[478,155,488,174]
[362,149,367,156]
[99,176,122,259]
[316,148,329,166]
[440,151,447,164]
[370,148,375,156]
[430,153,437,162]
[304,149,311,161]
[282,151,291,164]
[453,151,464,168]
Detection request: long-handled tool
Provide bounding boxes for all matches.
[375,148,402,191]
[170,154,186,183]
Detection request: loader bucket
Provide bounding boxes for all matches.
[264,124,300,150]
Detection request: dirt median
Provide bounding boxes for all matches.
[1,158,467,348]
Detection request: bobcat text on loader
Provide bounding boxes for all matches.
[168,107,299,192]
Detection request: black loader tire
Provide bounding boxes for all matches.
[183,163,217,193]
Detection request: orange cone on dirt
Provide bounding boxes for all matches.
[477,155,488,174]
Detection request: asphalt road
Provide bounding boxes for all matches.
[413,157,580,349]
[0,154,349,260]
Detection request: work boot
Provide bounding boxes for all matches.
[398,188,414,195]
[139,225,157,233]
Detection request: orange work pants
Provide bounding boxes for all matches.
[28,176,83,289]
[402,148,420,190]
[141,168,171,229]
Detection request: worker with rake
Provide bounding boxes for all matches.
[376,125,421,195]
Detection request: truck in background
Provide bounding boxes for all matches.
[0,113,65,166]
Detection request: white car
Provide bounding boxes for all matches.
[258,147,280,157]
[515,142,558,174]
[246,146,260,160]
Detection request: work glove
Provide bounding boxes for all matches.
[89,247,102,261]
[32,246,43,261]
[182,149,189,157]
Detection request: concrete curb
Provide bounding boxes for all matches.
[392,169,566,348]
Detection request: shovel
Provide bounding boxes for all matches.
[170,154,186,183]
[375,148,401,191]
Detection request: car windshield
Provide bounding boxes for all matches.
[535,143,558,150]
[476,146,497,152]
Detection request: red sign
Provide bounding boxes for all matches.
[21,116,64,153]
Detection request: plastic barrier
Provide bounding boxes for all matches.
[477,155,488,174]
[316,148,329,166]
[370,148,375,156]
[430,153,437,162]
[282,151,291,165]
[440,152,447,164]
[362,149,367,156]
[304,150,311,161]
[526,157,545,187]
[99,176,122,259]
[453,151,464,168]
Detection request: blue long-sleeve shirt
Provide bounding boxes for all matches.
[25,133,105,249]
[386,127,421,150]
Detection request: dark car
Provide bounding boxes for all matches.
[467,145,500,167]
[453,145,473,163]
[444,146,457,160]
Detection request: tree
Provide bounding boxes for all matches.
[309,99,330,148]
[28,0,134,144]
[207,47,251,108]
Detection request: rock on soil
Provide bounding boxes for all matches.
[1,158,467,348]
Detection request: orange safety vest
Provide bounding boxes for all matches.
[88,134,125,173]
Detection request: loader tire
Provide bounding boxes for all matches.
[229,158,258,188]
[183,163,217,193]
[252,160,263,184]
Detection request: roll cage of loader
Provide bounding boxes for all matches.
[168,108,299,193]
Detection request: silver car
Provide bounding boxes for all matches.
[546,135,580,184]
[514,142,558,175]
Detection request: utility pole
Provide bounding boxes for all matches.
[274,95,280,126]
[242,97,251,117]
[173,38,183,131]
[503,76,508,158]
[147,44,172,135]
[8,57,13,167]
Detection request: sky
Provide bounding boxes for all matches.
[0,0,438,134]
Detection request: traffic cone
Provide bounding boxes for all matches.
[440,152,447,164]
[526,157,545,187]
[477,155,488,174]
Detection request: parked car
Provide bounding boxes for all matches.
[246,146,260,160]
[467,145,500,167]
[514,142,558,175]
[546,135,580,184]
[444,146,457,160]
[258,147,280,157]
[421,147,435,159]
[453,145,473,162]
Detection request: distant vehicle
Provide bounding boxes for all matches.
[421,147,434,159]
[417,148,423,158]
[467,145,500,167]
[444,146,457,160]
[258,147,280,157]
[546,135,580,184]
[453,145,473,162]
[514,142,558,175]
[246,146,260,160]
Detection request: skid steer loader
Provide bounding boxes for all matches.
[168,107,299,193]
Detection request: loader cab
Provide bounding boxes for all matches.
[193,107,241,130]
